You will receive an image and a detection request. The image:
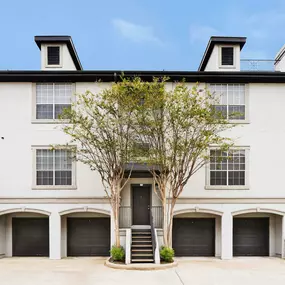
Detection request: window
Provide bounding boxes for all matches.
[221,47,234,66]
[47,46,60,65]
[209,84,246,120]
[36,83,72,119]
[36,149,73,186]
[208,149,247,188]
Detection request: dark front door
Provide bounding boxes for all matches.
[67,218,110,256]
[132,185,151,225]
[233,217,269,256]
[173,218,215,256]
[12,218,49,256]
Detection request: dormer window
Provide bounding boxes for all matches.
[221,47,234,66]
[47,46,60,65]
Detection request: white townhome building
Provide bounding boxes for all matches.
[0,35,285,262]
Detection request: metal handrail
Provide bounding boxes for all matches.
[150,208,156,258]
[119,206,163,228]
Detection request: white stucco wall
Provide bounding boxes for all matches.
[40,44,76,71]
[2,82,285,199]
[1,79,285,259]
[205,44,241,71]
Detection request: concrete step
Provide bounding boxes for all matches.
[132,254,153,257]
[131,259,154,263]
[132,245,153,248]
[132,236,151,239]
[132,232,151,235]
[132,240,152,243]
[132,249,153,252]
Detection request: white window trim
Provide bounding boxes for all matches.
[45,44,62,68]
[31,145,77,190]
[205,146,250,190]
[206,83,250,124]
[31,83,75,123]
[218,45,236,69]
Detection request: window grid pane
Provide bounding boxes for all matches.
[36,149,73,186]
[210,149,246,186]
[36,83,72,119]
[210,84,245,120]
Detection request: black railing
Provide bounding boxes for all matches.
[150,208,156,259]
[119,205,163,228]
[119,206,132,228]
[152,206,163,228]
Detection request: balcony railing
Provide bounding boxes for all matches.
[119,206,163,228]
[240,59,277,71]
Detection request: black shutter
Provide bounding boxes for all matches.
[47,46,60,65]
[221,47,234,65]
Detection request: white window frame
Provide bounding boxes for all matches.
[45,44,62,68]
[205,146,250,190]
[32,83,75,123]
[208,83,249,124]
[219,45,236,69]
[32,146,77,190]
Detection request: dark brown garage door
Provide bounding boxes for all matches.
[67,218,110,256]
[12,218,49,256]
[173,218,215,256]
[233,218,269,256]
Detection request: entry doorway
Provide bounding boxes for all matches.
[132,185,151,225]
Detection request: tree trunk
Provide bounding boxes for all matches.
[166,199,176,247]
[162,197,168,246]
[111,179,121,247]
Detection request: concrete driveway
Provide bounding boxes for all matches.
[0,257,285,285]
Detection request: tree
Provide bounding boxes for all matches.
[59,81,142,247]
[134,79,235,247]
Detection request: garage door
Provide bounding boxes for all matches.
[67,218,110,256]
[173,218,215,256]
[12,218,49,256]
[233,218,269,256]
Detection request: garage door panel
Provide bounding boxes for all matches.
[233,218,269,256]
[173,218,215,256]
[67,218,110,256]
[12,218,49,257]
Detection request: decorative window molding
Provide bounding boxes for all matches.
[32,146,77,190]
[32,83,74,122]
[205,146,250,190]
[209,83,249,123]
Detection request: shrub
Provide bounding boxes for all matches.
[160,246,174,263]
[110,245,125,261]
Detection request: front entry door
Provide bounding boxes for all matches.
[132,185,151,225]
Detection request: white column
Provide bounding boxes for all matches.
[221,212,233,260]
[49,213,61,259]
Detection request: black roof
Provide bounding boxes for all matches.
[0,70,285,83]
[34,36,83,71]
[198,36,247,71]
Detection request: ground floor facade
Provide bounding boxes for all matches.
[0,198,285,260]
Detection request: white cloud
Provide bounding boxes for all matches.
[189,24,220,43]
[112,19,162,44]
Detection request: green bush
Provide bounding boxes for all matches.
[110,245,125,261]
[160,246,174,263]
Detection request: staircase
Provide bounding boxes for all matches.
[131,229,154,263]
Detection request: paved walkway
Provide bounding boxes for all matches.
[0,257,285,285]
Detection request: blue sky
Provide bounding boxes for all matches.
[1,0,285,71]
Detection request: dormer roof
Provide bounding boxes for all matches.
[198,36,247,71]
[34,35,83,70]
